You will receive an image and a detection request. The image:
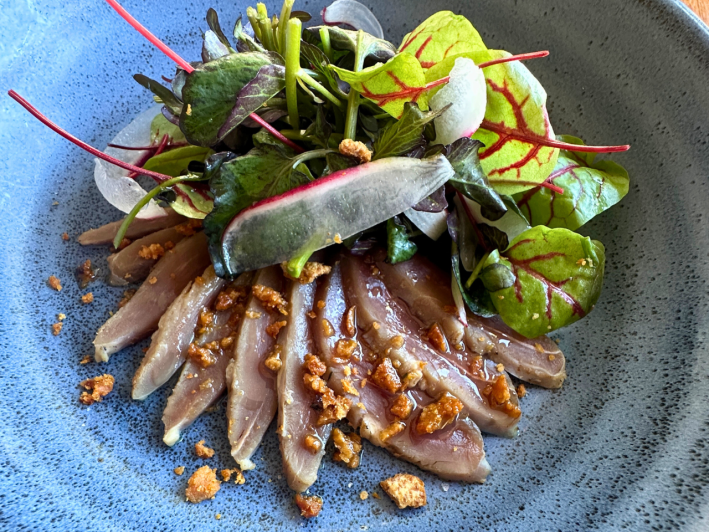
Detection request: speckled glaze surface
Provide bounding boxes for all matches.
[1,0,708,530]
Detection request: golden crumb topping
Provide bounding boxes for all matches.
[220,468,245,484]
[79,355,91,365]
[51,322,63,336]
[415,392,463,434]
[371,358,401,394]
[341,378,359,397]
[194,440,215,459]
[138,243,165,260]
[379,421,405,443]
[252,285,288,315]
[332,428,362,468]
[175,219,202,236]
[304,353,327,377]
[188,342,218,368]
[304,434,323,454]
[185,466,220,503]
[321,318,335,337]
[282,261,332,284]
[61,232,69,241]
[517,384,527,398]
[380,473,427,509]
[264,345,283,372]
[423,323,448,352]
[266,319,287,338]
[390,393,414,419]
[333,338,358,362]
[79,374,115,405]
[174,466,185,476]
[303,373,328,394]
[317,394,352,426]
[295,493,322,518]
[339,139,372,164]
[81,292,94,304]
[48,275,62,291]
[215,285,249,311]
[344,306,357,337]
[482,375,521,419]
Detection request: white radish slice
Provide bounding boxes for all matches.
[321,0,384,39]
[404,208,448,241]
[94,105,167,219]
[431,57,487,146]
[221,155,455,275]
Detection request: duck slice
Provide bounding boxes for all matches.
[226,266,283,471]
[375,250,566,389]
[277,279,332,493]
[93,232,210,362]
[77,208,185,245]
[162,278,251,446]
[314,262,490,482]
[106,226,188,286]
[131,266,232,401]
[340,251,520,438]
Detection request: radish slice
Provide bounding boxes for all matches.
[321,0,384,39]
[431,57,487,146]
[404,208,448,240]
[220,155,455,275]
[94,106,167,219]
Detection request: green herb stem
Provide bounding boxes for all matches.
[258,18,276,51]
[246,7,261,40]
[297,70,343,108]
[113,175,203,249]
[285,18,302,129]
[465,251,490,289]
[278,0,295,54]
[292,148,335,168]
[344,30,365,140]
[319,27,333,60]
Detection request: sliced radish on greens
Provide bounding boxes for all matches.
[431,57,487,146]
[94,106,167,219]
[220,155,455,275]
[321,0,384,39]
[404,208,449,241]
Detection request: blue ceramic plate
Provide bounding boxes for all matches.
[1,1,708,530]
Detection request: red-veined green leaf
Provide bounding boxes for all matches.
[398,11,486,70]
[331,53,428,118]
[170,183,214,219]
[481,225,605,338]
[514,135,630,230]
[472,50,559,196]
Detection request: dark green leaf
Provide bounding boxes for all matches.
[478,223,509,251]
[324,152,358,175]
[308,26,396,62]
[373,102,443,161]
[218,64,285,139]
[387,216,418,263]
[479,262,516,292]
[134,74,182,115]
[412,186,447,212]
[290,10,312,22]
[206,8,234,50]
[451,240,497,318]
[180,52,274,146]
[142,146,213,177]
[303,105,332,149]
[233,16,266,53]
[483,225,606,337]
[202,30,231,62]
[514,135,630,230]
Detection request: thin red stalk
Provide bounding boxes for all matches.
[477,50,550,69]
[456,191,491,253]
[128,133,169,179]
[8,90,174,183]
[104,0,194,73]
[538,180,565,194]
[249,113,305,153]
[107,140,189,150]
[481,120,630,153]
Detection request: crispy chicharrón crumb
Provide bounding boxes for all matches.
[295,493,323,518]
[264,345,283,371]
[220,468,245,484]
[380,473,427,509]
[415,392,463,434]
[48,275,62,291]
[194,440,215,459]
[266,319,287,338]
[174,466,185,476]
[252,285,288,315]
[185,466,221,503]
[390,393,414,419]
[332,428,362,469]
[79,374,115,405]
[81,292,94,304]
[138,243,166,260]
[370,357,401,394]
[281,261,332,285]
[51,322,63,336]
[339,139,372,164]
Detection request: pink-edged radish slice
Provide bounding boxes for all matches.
[404,208,448,241]
[94,106,167,219]
[321,0,384,38]
[220,155,455,275]
[431,58,487,146]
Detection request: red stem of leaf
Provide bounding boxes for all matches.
[456,191,491,253]
[538,180,565,194]
[128,133,169,179]
[477,51,550,69]
[8,90,174,183]
[481,120,630,153]
[104,0,305,154]
[104,0,194,73]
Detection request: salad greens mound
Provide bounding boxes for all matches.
[117,0,631,339]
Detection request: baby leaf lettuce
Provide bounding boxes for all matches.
[398,11,486,69]
[180,52,275,146]
[331,53,428,118]
[515,135,630,230]
[481,225,605,337]
[472,50,559,196]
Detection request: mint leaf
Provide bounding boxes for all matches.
[482,225,605,337]
[373,102,443,160]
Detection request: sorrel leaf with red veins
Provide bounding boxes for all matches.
[308,25,396,62]
[472,50,559,196]
[180,52,274,147]
[168,183,214,219]
[150,113,185,144]
[514,135,630,230]
[331,53,428,118]
[481,225,605,338]
[398,11,486,70]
